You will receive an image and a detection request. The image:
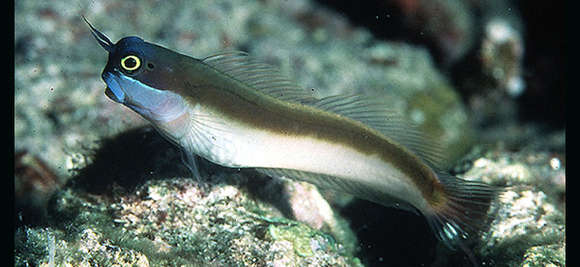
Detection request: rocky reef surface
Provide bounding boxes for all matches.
[15,0,565,266]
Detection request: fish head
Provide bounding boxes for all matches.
[84,17,188,124]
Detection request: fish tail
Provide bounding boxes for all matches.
[425,171,501,252]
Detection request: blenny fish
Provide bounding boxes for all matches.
[85,17,499,254]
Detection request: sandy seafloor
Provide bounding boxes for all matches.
[15,0,565,266]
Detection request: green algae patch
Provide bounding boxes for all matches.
[267,222,318,257]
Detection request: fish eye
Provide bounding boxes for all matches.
[120,55,141,72]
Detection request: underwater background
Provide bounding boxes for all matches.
[15,0,565,266]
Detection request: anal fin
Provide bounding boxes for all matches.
[255,168,419,214]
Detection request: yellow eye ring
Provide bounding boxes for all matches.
[120,55,141,72]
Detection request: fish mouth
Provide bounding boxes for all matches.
[104,87,119,102]
[102,72,126,103]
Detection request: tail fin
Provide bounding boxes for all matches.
[425,171,501,252]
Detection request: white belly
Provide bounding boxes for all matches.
[176,103,428,210]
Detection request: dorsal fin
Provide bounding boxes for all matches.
[202,51,316,104]
[202,51,446,168]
